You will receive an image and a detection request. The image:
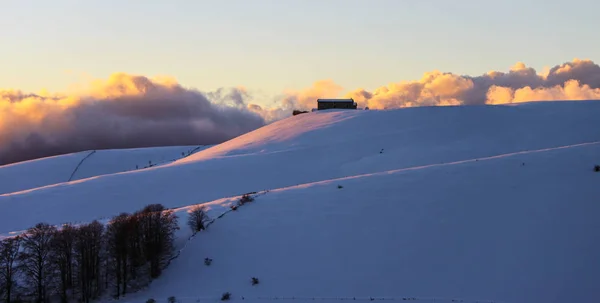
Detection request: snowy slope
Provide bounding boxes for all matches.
[0,151,90,195]
[1,100,599,302]
[1,101,600,235]
[128,141,600,303]
[69,145,210,181]
[0,145,208,195]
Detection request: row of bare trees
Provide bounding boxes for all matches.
[0,204,179,303]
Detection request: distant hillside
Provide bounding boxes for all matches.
[0,145,209,195]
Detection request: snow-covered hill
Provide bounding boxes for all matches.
[69,145,210,181]
[0,145,209,195]
[1,100,599,303]
[0,151,90,195]
[130,140,600,303]
[1,101,599,234]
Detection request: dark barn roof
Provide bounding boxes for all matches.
[317,98,355,103]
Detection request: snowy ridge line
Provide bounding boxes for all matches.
[68,150,96,181]
[265,140,600,193]
[187,145,206,155]
[124,295,507,303]
[140,145,206,169]
[0,190,268,240]
[74,145,206,181]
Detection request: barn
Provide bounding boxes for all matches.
[317,98,357,110]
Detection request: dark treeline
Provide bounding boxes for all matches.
[0,204,179,303]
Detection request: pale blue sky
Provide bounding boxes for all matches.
[1,0,598,102]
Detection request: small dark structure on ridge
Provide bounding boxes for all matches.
[317,98,357,110]
[293,110,309,116]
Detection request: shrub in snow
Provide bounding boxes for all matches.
[204,257,213,266]
[188,205,209,233]
[221,292,231,301]
[239,194,254,205]
[337,185,343,189]
[146,299,156,303]
[251,277,260,285]
[594,165,600,172]
[168,296,177,303]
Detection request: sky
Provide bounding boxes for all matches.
[2,0,600,165]
[1,0,599,99]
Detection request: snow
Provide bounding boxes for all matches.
[0,145,209,195]
[0,151,89,195]
[69,145,211,181]
[1,100,600,303]
[126,142,600,303]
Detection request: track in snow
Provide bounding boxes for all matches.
[68,150,97,181]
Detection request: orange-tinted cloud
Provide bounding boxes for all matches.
[246,79,344,122]
[282,79,344,109]
[281,58,600,110]
[0,73,265,165]
[487,79,600,104]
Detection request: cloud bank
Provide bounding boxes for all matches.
[276,58,600,110]
[2,58,600,165]
[0,73,265,165]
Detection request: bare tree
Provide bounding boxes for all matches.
[101,205,180,298]
[51,224,76,303]
[19,223,57,303]
[0,203,183,303]
[187,205,209,233]
[126,213,144,284]
[105,213,131,298]
[74,221,105,303]
[0,236,21,303]
[137,204,178,279]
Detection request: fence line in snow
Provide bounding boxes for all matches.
[164,189,270,267]
[68,150,97,181]
[137,145,207,170]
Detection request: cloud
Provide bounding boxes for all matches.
[283,58,600,110]
[245,80,344,123]
[0,73,265,165]
[487,79,600,104]
[246,58,600,123]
